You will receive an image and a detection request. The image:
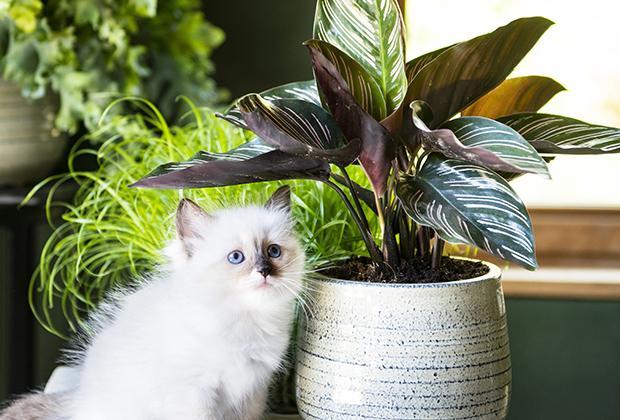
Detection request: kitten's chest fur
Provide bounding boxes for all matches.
[212,307,293,402]
[223,307,292,368]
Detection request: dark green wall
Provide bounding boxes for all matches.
[506,299,620,420]
[206,0,316,99]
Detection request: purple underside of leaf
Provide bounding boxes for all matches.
[417,128,532,174]
[131,150,330,189]
[409,102,535,175]
[236,94,361,166]
[239,107,361,166]
[307,45,395,195]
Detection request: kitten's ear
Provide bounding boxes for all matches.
[265,185,291,212]
[176,199,211,256]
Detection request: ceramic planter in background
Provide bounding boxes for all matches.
[296,261,510,419]
[0,80,66,186]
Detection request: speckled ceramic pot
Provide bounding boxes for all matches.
[296,261,510,419]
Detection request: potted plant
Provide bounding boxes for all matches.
[0,0,223,185]
[130,0,620,417]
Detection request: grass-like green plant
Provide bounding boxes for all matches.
[27,99,368,337]
[135,0,620,275]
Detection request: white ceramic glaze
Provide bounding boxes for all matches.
[0,80,65,186]
[296,261,510,419]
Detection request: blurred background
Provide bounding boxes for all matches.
[0,0,618,419]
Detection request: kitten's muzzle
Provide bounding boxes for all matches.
[258,265,272,278]
[256,256,272,278]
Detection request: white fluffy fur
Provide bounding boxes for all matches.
[61,200,304,420]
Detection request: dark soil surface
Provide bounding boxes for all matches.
[321,256,489,284]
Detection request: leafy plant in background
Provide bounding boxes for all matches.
[136,0,620,274]
[27,100,367,337]
[0,0,224,134]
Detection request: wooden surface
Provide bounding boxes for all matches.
[474,207,620,300]
[502,267,620,300]
[528,207,620,267]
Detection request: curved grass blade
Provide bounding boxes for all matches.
[237,94,361,165]
[308,45,396,194]
[410,101,549,177]
[498,113,620,154]
[404,17,553,128]
[219,81,320,129]
[314,0,407,112]
[304,39,388,120]
[397,154,537,269]
[462,76,565,118]
[132,139,331,189]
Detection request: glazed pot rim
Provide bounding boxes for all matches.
[314,258,502,289]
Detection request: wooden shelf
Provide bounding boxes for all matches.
[502,267,620,300]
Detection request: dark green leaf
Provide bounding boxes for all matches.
[131,139,330,189]
[308,45,395,194]
[304,39,388,120]
[404,17,553,128]
[442,116,550,177]
[462,76,565,118]
[314,0,407,112]
[237,94,361,165]
[404,45,451,82]
[219,81,320,129]
[409,101,549,177]
[498,113,620,154]
[397,154,537,269]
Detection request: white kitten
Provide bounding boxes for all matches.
[1,186,305,420]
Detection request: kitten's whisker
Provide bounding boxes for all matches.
[278,254,306,271]
[278,280,313,321]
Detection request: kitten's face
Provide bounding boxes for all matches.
[170,187,304,306]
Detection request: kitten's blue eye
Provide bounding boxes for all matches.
[267,244,281,258]
[227,250,245,264]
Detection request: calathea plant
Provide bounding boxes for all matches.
[134,0,620,276]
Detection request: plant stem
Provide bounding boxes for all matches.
[338,166,371,233]
[432,238,444,270]
[375,193,386,237]
[397,205,411,260]
[382,201,400,268]
[417,226,430,257]
[324,180,383,263]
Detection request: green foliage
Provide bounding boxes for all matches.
[28,100,367,337]
[137,0,620,275]
[0,0,224,134]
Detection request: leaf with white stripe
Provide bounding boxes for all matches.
[462,76,565,119]
[304,39,387,120]
[314,0,407,112]
[498,113,620,154]
[237,94,361,166]
[397,155,537,269]
[131,138,331,189]
[308,45,396,194]
[442,116,550,177]
[409,101,550,177]
[404,17,553,128]
[219,81,320,129]
[405,45,451,82]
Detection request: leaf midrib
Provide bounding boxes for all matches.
[374,0,390,101]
